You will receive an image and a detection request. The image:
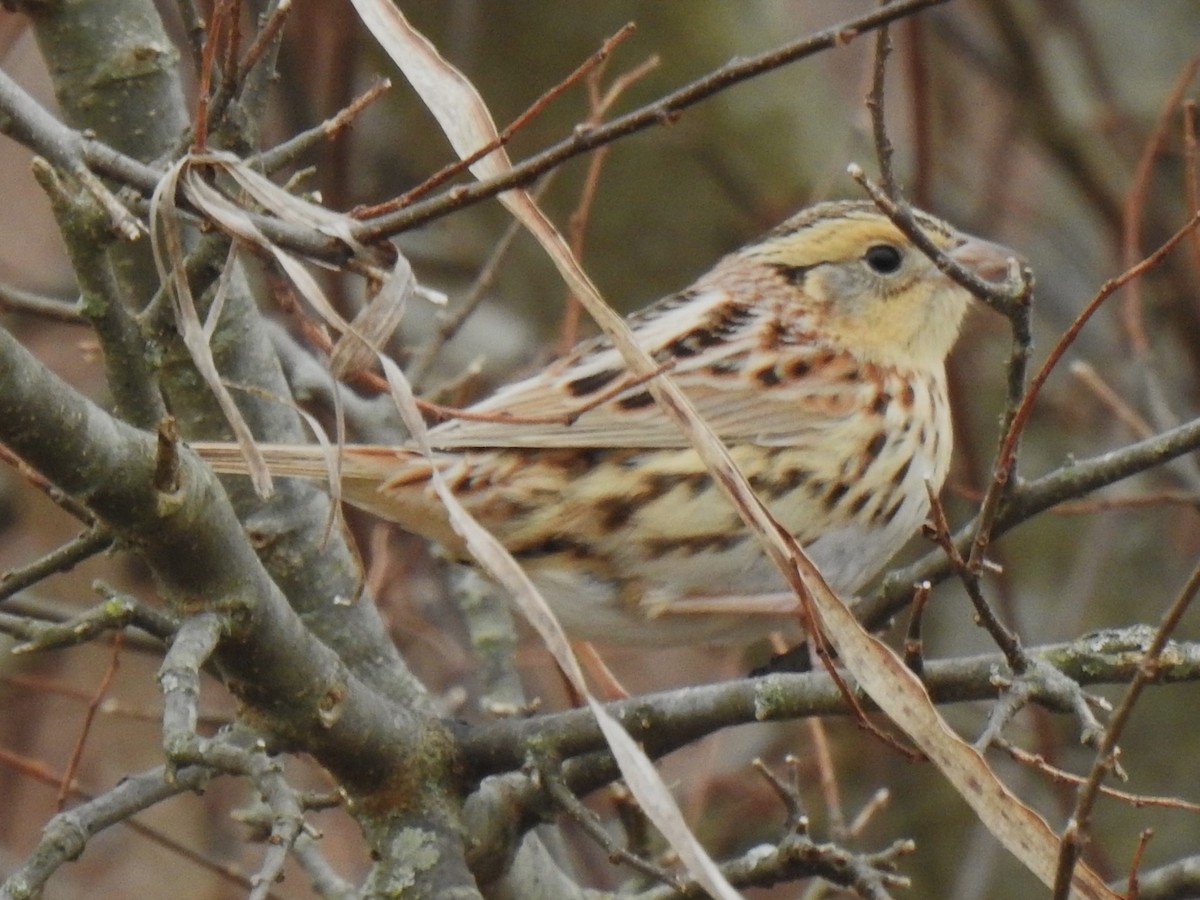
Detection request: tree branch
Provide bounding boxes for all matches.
[459,627,1200,783]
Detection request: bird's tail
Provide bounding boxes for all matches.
[188,441,463,540]
[189,441,423,485]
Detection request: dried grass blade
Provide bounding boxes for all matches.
[178,165,359,510]
[330,255,413,378]
[349,4,742,896]
[149,158,272,496]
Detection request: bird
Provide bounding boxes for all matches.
[193,200,1015,647]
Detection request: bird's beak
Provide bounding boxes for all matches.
[949,235,1020,283]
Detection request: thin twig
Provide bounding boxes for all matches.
[902,15,933,206]
[176,0,208,74]
[558,52,661,352]
[924,485,1023,671]
[996,740,1200,812]
[4,426,107,523]
[57,634,123,809]
[236,0,293,90]
[845,789,892,840]
[1124,831,1152,900]
[806,722,846,837]
[0,284,83,323]
[192,0,231,151]
[866,1,897,195]
[1069,360,1153,440]
[1184,101,1200,274]
[1048,491,1200,516]
[752,757,808,832]
[221,0,245,100]
[902,581,931,676]
[535,755,684,891]
[253,77,391,175]
[0,528,115,603]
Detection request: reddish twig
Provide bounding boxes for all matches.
[996,214,1200,470]
[236,0,294,87]
[559,53,661,353]
[1048,491,1200,516]
[998,741,1200,812]
[902,15,932,207]
[1126,830,1153,900]
[1184,101,1200,276]
[902,581,931,676]
[924,485,1023,671]
[220,0,245,100]
[192,1,227,151]
[57,634,123,810]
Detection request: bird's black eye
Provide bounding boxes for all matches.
[864,244,903,275]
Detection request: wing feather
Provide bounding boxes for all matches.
[426,284,873,450]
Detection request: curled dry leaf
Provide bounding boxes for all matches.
[329,257,413,379]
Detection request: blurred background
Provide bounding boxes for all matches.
[2,1,1199,896]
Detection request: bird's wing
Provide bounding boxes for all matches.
[427,284,880,450]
